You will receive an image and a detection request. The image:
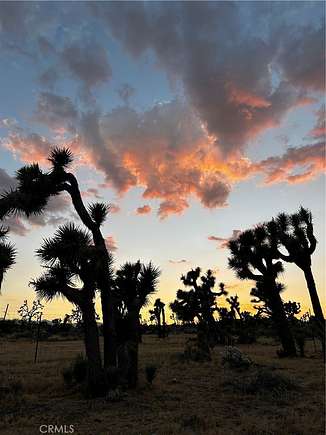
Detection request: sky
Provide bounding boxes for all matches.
[0,1,325,321]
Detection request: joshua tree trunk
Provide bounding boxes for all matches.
[162,307,166,338]
[100,290,117,367]
[126,307,140,388]
[65,175,117,368]
[269,285,297,356]
[81,300,105,395]
[303,266,325,355]
[157,312,162,338]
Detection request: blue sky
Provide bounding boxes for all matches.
[0,1,324,320]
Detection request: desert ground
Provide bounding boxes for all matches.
[0,335,324,435]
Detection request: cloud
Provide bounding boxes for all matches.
[169,259,188,264]
[277,26,325,92]
[0,118,17,128]
[309,105,325,139]
[0,167,17,191]
[105,236,117,252]
[1,130,81,165]
[34,92,78,133]
[2,95,325,220]
[208,230,242,248]
[117,83,135,105]
[92,2,324,155]
[61,40,112,100]
[255,141,325,185]
[81,188,102,200]
[1,132,53,164]
[136,205,151,215]
[80,100,236,218]
[109,203,120,214]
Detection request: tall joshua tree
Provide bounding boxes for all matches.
[30,223,107,395]
[0,227,15,291]
[115,261,160,388]
[275,207,324,347]
[0,148,116,367]
[228,225,297,356]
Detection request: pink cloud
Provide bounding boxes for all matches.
[136,205,151,215]
[208,230,242,249]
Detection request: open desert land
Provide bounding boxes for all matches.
[0,335,324,435]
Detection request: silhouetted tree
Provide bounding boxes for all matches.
[149,298,166,338]
[115,261,160,387]
[228,225,297,356]
[226,294,242,320]
[275,207,324,352]
[0,148,116,367]
[30,223,106,395]
[170,268,227,352]
[284,301,301,321]
[0,227,15,290]
[18,299,44,324]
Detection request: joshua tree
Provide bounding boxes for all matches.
[18,299,44,324]
[0,148,116,367]
[115,260,160,388]
[30,223,107,395]
[274,207,324,349]
[228,225,297,356]
[170,268,227,350]
[149,298,166,338]
[0,227,15,291]
[226,294,242,320]
[283,301,301,321]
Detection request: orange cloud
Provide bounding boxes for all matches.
[227,82,271,109]
[136,205,151,215]
[2,100,324,220]
[256,141,325,185]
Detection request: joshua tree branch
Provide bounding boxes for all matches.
[62,173,96,231]
[276,249,293,262]
[308,232,317,255]
[60,284,83,306]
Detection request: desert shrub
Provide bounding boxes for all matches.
[106,388,123,402]
[224,368,299,398]
[184,339,211,362]
[72,353,88,383]
[145,364,158,384]
[0,376,24,406]
[221,346,252,369]
[243,369,298,394]
[62,353,88,386]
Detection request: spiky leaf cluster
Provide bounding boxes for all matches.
[88,202,109,226]
[0,226,16,290]
[228,224,283,282]
[48,147,73,169]
[115,261,161,313]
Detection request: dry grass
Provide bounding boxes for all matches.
[0,335,324,435]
